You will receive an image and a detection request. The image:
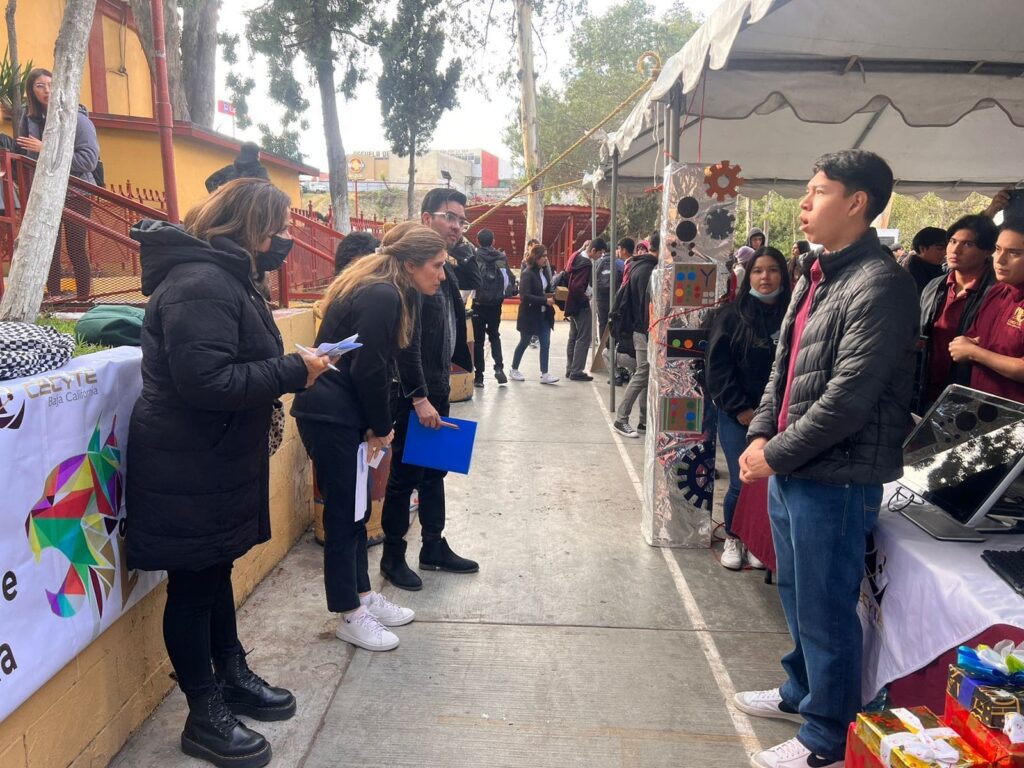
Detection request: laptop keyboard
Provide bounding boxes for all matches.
[982,550,1024,598]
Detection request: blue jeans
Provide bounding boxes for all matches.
[717,412,748,536]
[512,324,551,373]
[768,475,881,760]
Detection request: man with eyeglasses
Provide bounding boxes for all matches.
[916,214,997,411]
[380,188,479,591]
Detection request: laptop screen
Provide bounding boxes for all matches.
[901,386,1024,524]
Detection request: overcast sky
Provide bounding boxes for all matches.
[214,0,726,170]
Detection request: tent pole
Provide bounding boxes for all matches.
[609,149,619,411]
[668,84,683,163]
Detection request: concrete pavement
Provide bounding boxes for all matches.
[111,320,794,768]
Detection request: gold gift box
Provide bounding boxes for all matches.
[855,707,985,768]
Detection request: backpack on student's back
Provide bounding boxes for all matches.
[476,256,507,305]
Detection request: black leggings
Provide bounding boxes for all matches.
[164,561,243,701]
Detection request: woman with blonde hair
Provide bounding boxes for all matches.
[128,178,333,768]
[292,221,447,652]
[509,243,558,383]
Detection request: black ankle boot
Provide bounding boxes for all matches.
[214,651,296,722]
[181,688,271,768]
[419,537,479,573]
[381,540,423,591]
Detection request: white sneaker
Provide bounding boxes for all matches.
[751,737,843,768]
[746,550,766,570]
[721,537,743,570]
[540,372,559,385]
[362,591,415,627]
[509,369,526,381]
[336,608,399,651]
[734,689,802,724]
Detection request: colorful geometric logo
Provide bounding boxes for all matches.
[24,419,122,619]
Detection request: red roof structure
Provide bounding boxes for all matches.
[465,203,611,270]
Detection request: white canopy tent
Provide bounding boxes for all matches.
[594,0,1024,199]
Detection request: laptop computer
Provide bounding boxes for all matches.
[898,385,1024,541]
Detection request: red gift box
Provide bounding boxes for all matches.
[945,692,1024,767]
[845,722,885,767]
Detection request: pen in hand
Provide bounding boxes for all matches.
[295,343,339,372]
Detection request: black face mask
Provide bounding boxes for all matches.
[255,235,293,272]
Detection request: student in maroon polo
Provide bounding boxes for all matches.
[950,220,1024,403]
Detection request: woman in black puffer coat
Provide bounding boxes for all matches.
[127,179,331,768]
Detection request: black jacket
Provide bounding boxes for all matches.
[204,158,270,193]
[449,239,481,291]
[396,262,472,399]
[291,283,405,437]
[126,221,308,572]
[748,229,919,485]
[914,262,996,411]
[611,253,658,338]
[707,299,786,420]
[516,266,555,335]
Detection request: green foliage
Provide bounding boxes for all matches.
[34,316,108,358]
[377,0,462,166]
[617,191,661,241]
[256,124,305,162]
[888,192,991,244]
[503,0,699,187]
[0,47,32,113]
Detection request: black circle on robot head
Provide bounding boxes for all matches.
[977,404,999,423]
[676,221,698,241]
[677,197,699,218]
[954,413,978,432]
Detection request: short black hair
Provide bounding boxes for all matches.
[334,231,380,274]
[912,226,948,252]
[477,229,494,248]
[999,218,1024,239]
[618,237,635,255]
[590,238,608,252]
[795,240,811,254]
[812,150,894,223]
[650,232,660,253]
[948,214,998,252]
[420,187,468,215]
[238,141,260,160]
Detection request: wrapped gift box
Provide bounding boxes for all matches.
[856,707,986,768]
[949,665,1024,730]
[944,692,1024,768]
[846,722,885,768]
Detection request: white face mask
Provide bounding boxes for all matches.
[750,285,783,302]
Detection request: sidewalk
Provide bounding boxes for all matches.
[111,320,795,768]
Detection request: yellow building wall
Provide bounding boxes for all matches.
[101,14,153,119]
[0,310,317,768]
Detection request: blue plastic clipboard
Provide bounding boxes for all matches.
[402,413,478,475]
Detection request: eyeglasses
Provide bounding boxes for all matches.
[32,83,51,92]
[431,211,471,231]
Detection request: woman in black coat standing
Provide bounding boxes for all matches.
[127,179,332,768]
[706,246,791,571]
[509,244,559,384]
[292,221,448,652]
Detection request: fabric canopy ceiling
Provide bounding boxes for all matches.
[595,0,1024,199]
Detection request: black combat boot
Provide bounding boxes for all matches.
[380,539,423,591]
[419,537,479,573]
[181,688,271,768]
[214,650,296,722]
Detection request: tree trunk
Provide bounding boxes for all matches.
[181,0,218,127]
[0,0,97,322]
[313,57,350,233]
[5,0,22,139]
[515,0,543,243]
[128,0,190,121]
[406,138,416,220]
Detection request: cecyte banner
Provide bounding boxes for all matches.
[0,346,163,723]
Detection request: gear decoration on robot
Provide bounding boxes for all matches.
[704,206,735,241]
[704,161,745,202]
[671,443,716,511]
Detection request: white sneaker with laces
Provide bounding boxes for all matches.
[509,369,526,382]
[363,591,415,627]
[721,537,743,570]
[336,609,400,651]
[751,737,843,768]
[746,549,766,570]
[733,689,802,723]
[540,372,559,385]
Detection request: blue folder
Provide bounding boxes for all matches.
[402,413,478,475]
